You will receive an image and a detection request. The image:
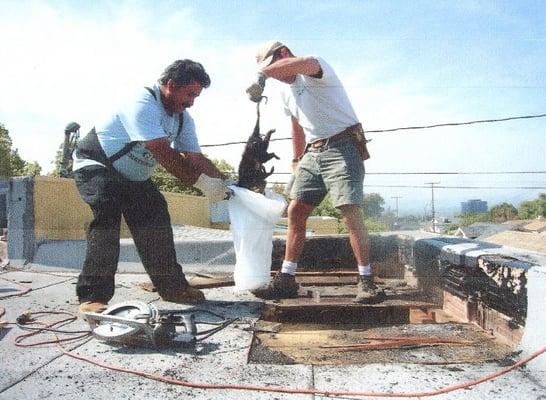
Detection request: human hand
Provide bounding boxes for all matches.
[223,178,236,199]
[193,174,230,203]
[245,72,267,102]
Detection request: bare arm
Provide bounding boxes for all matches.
[262,56,322,81]
[145,138,200,185]
[291,116,306,160]
[182,152,226,180]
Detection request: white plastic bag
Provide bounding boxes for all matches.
[228,186,286,291]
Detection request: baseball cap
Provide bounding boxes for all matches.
[256,40,285,68]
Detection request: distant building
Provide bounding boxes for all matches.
[461,199,488,214]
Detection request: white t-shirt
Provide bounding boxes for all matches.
[281,56,358,143]
[73,84,201,181]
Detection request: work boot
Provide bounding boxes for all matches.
[161,285,205,304]
[79,301,108,314]
[353,276,386,304]
[251,272,299,300]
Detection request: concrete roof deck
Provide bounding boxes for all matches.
[1,269,545,399]
[1,229,545,399]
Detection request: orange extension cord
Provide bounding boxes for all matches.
[58,337,546,398]
[12,310,546,398]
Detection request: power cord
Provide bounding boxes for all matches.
[9,309,546,398]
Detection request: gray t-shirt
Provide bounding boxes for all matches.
[73,84,201,181]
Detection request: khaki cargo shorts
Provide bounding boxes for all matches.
[289,137,365,208]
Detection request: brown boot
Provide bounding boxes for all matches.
[251,272,299,300]
[161,285,205,304]
[353,276,386,304]
[79,301,108,314]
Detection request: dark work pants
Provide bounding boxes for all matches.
[73,166,187,303]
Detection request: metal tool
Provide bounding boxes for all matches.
[60,121,80,178]
[83,301,197,348]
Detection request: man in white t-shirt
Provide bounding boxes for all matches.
[246,41,384,304]
[73,59,230,314]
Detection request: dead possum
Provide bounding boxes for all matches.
[237,102,280,193]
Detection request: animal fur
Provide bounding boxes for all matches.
[237,103,279,193]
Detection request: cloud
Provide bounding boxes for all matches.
[0,2,263,172]
[0,0,544,215]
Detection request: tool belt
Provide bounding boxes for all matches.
[307,123,370,160]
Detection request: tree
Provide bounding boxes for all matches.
[151,158,236,195]
[364,218,389,232]
[380,207,396,226]
[0,123,41,177]
[151,165,199,195]
[311,193,389,233]
[519,193,546,219]
[458,212,491,226]
[312,193,342,219]
[212,159,237,180]
[0,124,12,177]
[489,202,518,222]
[362,193,385,219]
[50,144,67,177]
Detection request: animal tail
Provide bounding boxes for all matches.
[252,96,268,137]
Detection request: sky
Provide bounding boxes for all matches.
[1,0,545,215]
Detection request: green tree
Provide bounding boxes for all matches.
[50,141,78,178]
[364,218,389,232]
[489,202,518,222]
[151,158,236,195]
[381,209,397,230]
[519,193,546,219]
[213,159,237,180]
[311,193,389,233]
[457,212,491,226]
[362,193,385,218]
[312,193,342,219]
[151,165,199,195]
[50,144,66,177]
[0,123,41,177]
[0,124,13,177]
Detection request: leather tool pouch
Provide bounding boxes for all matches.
[352,123,370,160]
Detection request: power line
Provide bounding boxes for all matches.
[270,170,546,176]
[365,185,546,190]
[153,173,546,190]
[267,182,546,190]
[364,113,546,134]
[200,112,546,148]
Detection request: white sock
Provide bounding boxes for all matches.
[281,260,298,275]
[358,264,372,277]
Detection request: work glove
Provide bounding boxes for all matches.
[193,174,230,203]
[245,72,267,102]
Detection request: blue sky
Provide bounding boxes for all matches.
[1,0,545,214]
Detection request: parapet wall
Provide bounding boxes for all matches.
[7,176,210,264]
[274,232,545,357]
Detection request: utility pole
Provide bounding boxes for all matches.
[391,196,402,218]
[425,182,440,233]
